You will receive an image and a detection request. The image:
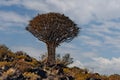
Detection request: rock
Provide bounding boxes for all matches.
[47,74,55,80]
[1,65,9,71]
[28,67,47,79]
[58,75,74,80]
[67,76,74,80]
[6,73,25,80]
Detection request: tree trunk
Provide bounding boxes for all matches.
[46,43,56,65]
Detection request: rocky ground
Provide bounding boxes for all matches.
[0,45,120,80]
[0,45,75,80]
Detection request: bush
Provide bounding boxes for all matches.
[40,53,73,67]
[0,45,15,62]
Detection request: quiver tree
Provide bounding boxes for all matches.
[26,12,79,65]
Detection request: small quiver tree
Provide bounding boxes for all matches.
[26,12,79,65]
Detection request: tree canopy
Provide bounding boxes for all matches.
[26,12,79,64]
[26,12,79,47]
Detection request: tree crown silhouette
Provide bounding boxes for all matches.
[26,12,79,64]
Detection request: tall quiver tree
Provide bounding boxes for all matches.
[26,12,79,65]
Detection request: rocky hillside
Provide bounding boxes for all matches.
[0,45,75,80]
[0,44,120,80]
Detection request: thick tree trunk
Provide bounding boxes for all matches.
[46,43,56,65]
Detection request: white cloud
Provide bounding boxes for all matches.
[0,0,20,6]
[27,0,120,23]
[1,0,120,24]
[80,35,102,47]
[71,57,120,75]
[76,16,120,55]
[90,57,120,75]
[0,11,30,24]
[0,11,30,32]
[69,60,84,68]
[21,1,50,12]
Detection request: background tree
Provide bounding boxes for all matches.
[26,12,79,65]
[56,53,73,67]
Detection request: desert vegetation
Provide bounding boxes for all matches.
[26,12,79,65]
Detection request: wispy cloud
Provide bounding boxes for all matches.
[69,60,84,68]
[80,35,102,47]
[0,11,29,23]
[0,11,30,32]
[70,57,120,75]
[81,21,120,49]
[1,0,120,23]
[90,57,120,75]
[0,0,20,6]
[28,0,120,24]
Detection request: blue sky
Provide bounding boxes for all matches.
[0,0,120,75]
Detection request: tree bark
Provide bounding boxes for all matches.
[46,43,56,65]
